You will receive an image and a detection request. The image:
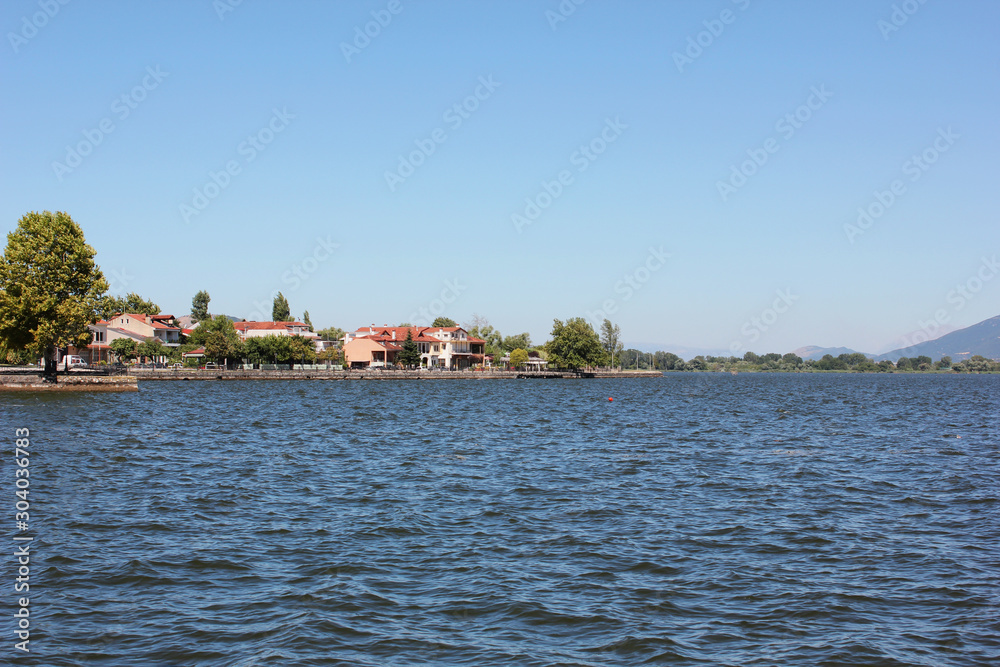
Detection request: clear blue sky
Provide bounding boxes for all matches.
[2,0,998,355]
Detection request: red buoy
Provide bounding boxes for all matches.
[608,397,613,402]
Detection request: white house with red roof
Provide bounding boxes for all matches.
[71,313,181,363]
[233,321,323,352]
[343,325,485,369]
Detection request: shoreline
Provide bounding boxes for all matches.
[127,369,665,381]
[0,374,138,392]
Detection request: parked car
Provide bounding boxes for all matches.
[65,355,88,368]
[170,362,183,369]
[201,363,219,370]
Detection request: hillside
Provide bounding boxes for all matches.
[877,315,1000,362]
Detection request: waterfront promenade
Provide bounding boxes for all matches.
[127,368,664,381]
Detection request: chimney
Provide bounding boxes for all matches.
[145,314,151,324]
[392,330,396,340]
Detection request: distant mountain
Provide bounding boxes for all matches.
[876,314,1000,362]
[792,345,874,361]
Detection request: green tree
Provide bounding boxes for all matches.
[137,337,164,363]
[243,336,266,365]
[896,357,912,371]
[965,355,995,373]
[816,354,848,371]
[99,292,161,320]
[317,326,346,343]
[840,352,868,367]
[109,337,138,363]
[0,343,33,365]
[0,211,109,376]
[272,292,291,321]
[399,328,421,368]
[432,316,457,327]
[935,356,952,370]
[194,315,243,367]
[599,319,623,367]
[655,351,683,370]
[205,325,243,368]
[780,353,803,368]
[286,335,317,366]
[545,317,604,369]
[502,332,532,352]
[302,310,314,331]
[191,290,211,323]
[509,348,529,368]
[467,315,503,356]
[688,355,708,371]
[317,346,343,366]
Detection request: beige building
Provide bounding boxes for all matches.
[344,325,484,369]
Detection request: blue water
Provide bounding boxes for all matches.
[2,373,998,665]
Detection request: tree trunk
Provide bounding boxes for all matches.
[43,346,57,382]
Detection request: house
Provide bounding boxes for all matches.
[499,350,548,369]
[342,336,402,368]
[344,325,485,369]
[233,321,323,352]
[67,313,181,364]
[108,313,182,346]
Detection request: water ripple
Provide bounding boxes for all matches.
[1,373,998,665]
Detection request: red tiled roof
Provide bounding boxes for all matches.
[235,321,309,331]
[353,326,472,344]
[149,321,179,330]
[115,314,179,330]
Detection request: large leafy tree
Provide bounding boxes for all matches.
[545,317,604,370]
[272,292,291,321]
[509,348,529,368]
[317,326,345,342]
[109,337,138,363]
[243,334,316,366]
[600,319,623,367]
[501,332,532,352]
[466,314,503,356]
[191,290,211,323]
[137,337,165,363]
[286,335,317,365]
[204,317,244,368]
[399,328,421,367]
[0,211,108,375]
[302,310,314,332]
[317,346,343,366]
[432,316,457,327]
[186,314,235,347]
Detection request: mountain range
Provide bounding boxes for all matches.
[795,314,1000,362]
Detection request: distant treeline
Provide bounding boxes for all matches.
[617,350,1000,373]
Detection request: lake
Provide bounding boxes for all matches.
[2,373,998,665]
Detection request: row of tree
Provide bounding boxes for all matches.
[1,212,997,374]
